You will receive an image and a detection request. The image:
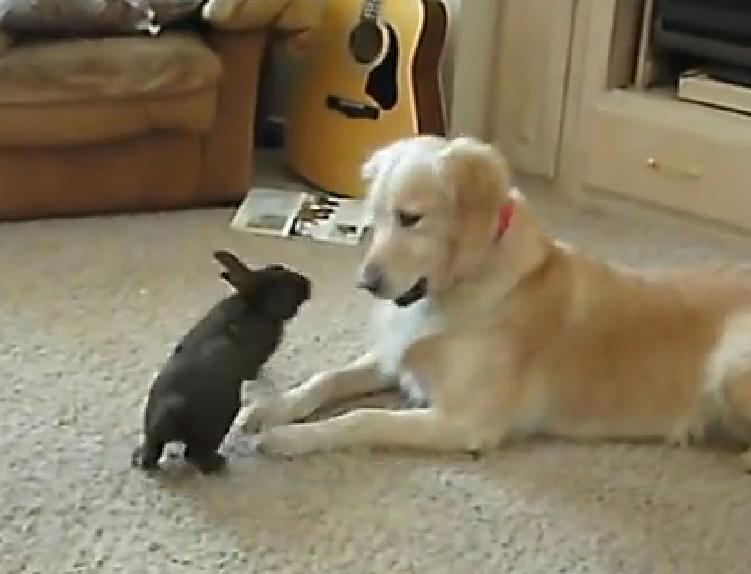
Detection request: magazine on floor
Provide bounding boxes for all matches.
[230,187,370,246]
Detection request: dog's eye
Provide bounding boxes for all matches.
[397,210,423,228]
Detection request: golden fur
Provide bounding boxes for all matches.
[240,135,751,468]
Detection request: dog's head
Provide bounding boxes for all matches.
[214,251,311,320]
[357,136,514,305]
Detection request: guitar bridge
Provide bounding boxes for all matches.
[326,95,380,120]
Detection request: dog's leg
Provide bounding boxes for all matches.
[254,407,499,457]
[400,372,430,408]
[239,352,395,433]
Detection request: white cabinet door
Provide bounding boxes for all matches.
[491,0,575,178]
[448,0,501,139]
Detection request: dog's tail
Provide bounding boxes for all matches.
[145,394,186,442]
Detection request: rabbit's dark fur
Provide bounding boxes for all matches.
[131,251,311,474]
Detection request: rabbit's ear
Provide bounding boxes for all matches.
[214,250,256,294]
[214,250,248,273]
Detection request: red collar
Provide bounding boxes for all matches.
[496,202,515,239]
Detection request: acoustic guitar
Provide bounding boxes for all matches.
[285,0,449,198]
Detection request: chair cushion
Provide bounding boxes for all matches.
[0,32,222,146]
[0,0,155,36]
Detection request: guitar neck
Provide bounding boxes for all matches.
[360,0,384,22]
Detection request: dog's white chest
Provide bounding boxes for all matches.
[371,299,442,378]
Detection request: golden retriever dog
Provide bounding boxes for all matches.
[240,135,751,468]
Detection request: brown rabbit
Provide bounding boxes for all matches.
[132,250,311,474]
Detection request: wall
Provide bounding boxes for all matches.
[441,0,462,123]
[448,0,500,138]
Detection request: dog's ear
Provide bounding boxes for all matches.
[362,137,445,222]
[362,136,444,185]
[437,137,512,280]
[214,250,257,294]
[361,144,395,186]
[362,142,408,224]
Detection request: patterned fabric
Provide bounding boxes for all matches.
[0,0,155,35]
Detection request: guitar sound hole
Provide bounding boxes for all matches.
[366,23,399,110]
[349,21,383,64]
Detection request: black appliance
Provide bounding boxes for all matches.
[654,0,751,85]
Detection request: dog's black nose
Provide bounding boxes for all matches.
[357,264,385,295]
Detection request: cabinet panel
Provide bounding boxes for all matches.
[490,0,575,178]
[586,91,751,231]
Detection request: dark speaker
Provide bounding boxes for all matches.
[655,0,751,81]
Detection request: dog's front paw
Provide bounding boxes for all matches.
[236,404,261,434]
[236,400,274,434]
[236,398,294,435]
[253,426,316,458]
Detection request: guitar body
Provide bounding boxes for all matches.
[286,0,449,198]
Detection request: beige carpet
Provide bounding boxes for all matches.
[2,187,751,574]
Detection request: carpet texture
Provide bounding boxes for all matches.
[2,188,751,574]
